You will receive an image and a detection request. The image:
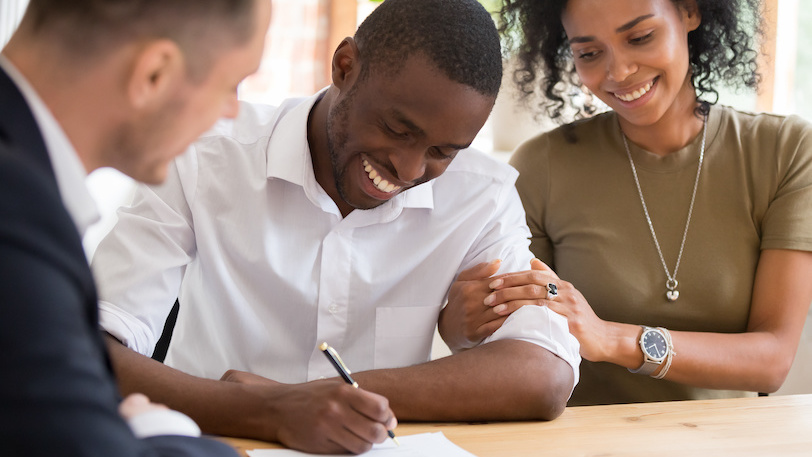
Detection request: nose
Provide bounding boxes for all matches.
[605,50,637,82]
[390,147,427,183]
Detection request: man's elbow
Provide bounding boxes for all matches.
[522,360,573,421]
[496,341,574,421]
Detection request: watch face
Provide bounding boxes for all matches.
[641,329,668,362]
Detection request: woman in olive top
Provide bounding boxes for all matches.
[442,0,812,405]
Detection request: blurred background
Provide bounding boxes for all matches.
[2,0,809,394]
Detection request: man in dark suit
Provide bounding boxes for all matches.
[0,1,274,455]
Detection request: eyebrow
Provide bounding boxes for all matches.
[389,109,472,150]
[567,14,655,44]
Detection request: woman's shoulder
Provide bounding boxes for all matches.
[714,104,812,136]
[510,111,617,165]
[711,104,812,166]
[541,111,618,144]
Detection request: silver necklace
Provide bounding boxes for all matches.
[620,115,706,302]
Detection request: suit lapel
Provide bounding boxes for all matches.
[0,66,110,371]
[0,66,56,182]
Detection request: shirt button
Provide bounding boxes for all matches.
[328,303,339,314]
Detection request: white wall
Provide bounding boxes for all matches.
[0,0,28,47]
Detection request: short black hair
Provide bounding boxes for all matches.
[354,0,503,98]
[499,0,762,120]
[21,0,257,78]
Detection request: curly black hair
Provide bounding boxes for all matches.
[499,0,763,120]
[354,0,503,98]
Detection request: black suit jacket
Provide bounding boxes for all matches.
[0,67,237,456]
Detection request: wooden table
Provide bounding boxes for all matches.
[221,394,812,456]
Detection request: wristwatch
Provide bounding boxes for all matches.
[629,326,669,376]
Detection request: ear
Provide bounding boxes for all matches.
[127,40,184,110]
[681,0,701,32]
[331,37,361,92]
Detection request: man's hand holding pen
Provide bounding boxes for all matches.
[320,343,399,445]
[221,368,397,454]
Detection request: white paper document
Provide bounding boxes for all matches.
[246,432,478,457]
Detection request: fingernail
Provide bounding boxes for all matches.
[489,279,503,289]
[483,294,495,305]
[493,304,507,314]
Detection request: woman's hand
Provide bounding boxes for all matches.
[486,259,612,362]
[439,260,508,352]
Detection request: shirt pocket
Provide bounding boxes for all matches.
[374,306,439,369]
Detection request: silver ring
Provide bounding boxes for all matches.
[546,283,558,300]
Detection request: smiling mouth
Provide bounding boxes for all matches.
[613,78,657,102]
[363,159,402,194]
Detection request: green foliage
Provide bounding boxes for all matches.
[477,0,501,14]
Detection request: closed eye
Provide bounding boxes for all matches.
[577,49,601,61]
[430,147,456,160]
[383,122,410,139]
[630,31,654,44]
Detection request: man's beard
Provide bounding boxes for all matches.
[325,90,372,211]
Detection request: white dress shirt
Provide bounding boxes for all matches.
[94,94,581,387]
[0,55,201,439]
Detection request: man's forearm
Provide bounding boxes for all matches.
[105,334,398,453]
[104,334,274,440]
[105,334,573,441]
[352,339,573,421]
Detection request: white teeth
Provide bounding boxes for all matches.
[616,81,653,102]
[362,159,402,193]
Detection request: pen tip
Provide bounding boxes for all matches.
[388,430,399,446]
[318,342,328,351]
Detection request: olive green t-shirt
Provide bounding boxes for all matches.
[509,105,812,405]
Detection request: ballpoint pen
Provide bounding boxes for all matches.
[319,342,400,446]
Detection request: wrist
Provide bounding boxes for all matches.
[628,326,674,377]
[601,322,646,367]
[194,380,282,442]
[240,381,288,443]
[651,327,676,379]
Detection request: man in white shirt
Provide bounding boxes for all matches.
[93,0,581,454]
[0,1,277,456]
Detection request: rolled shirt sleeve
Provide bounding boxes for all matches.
[452,165,581,394]
[483,306,581,394]
[94,156,197,355]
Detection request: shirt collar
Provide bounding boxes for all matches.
[264,90,434,212]
[0,55,100,237]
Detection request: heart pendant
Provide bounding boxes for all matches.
[666,290,679,302]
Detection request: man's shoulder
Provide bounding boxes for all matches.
[197,97,311,145]
[0,145,88,282]
[0,144,59,209]
[443,147,519,186]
